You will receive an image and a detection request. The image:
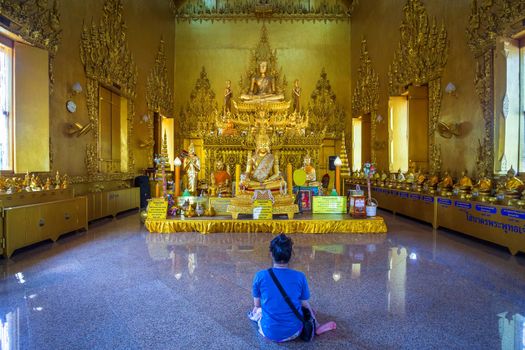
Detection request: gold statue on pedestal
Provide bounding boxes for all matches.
[241,131,283,191]
[210,160,231,197]
[439,170,454,192]
[455,169,473,198]
[302,153,319,187]
[183,143,201,195]
[504,166,524,199]
[240,61,284,103]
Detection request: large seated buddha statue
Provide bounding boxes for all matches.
[240,131,284,191]
[240,61,284,103]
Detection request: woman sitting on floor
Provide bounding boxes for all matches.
[249,233,336,342]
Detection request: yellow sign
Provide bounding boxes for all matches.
[147,198,169,220]
[313,196,346,213]
[209,197,231,215]
[253,200,273,220]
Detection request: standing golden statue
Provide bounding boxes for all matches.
[183,143,201,194]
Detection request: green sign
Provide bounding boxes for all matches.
[312,196,346,213]
[253,200,273,220]
[147,198,168,220]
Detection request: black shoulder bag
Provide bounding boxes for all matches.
[267,268,316,342]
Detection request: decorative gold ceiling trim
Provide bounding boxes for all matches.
[80,0,137,176]
[307,68,345,139]
[171,0,355,23]
[352,38,379,163]
[388,0,448,174]
[179,67,218,139]
[467,0,525,177]
[0,0,61,91]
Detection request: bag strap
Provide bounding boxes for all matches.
[267,268,304,323]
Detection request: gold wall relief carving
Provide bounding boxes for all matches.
[80,0,137,177]
[147,38,173,118]
[171,0,356,23]
[467,0,525,177]
[146,38,174,165]
[179,67,218,139]
[307,69,345,139]
[352,38,379,163]
[388,0,448,173]
[0,0,61,91]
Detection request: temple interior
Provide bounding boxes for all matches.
[1,0,525,349]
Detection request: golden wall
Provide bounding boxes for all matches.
[174,21,351,126]
[49,0,174,180]
[351,0,482,176]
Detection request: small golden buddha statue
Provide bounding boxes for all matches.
[240,61,284,103]
[302,153,319,186]
[504,166,524,198]
[0,175,6,193]
[210,160,232,197]
[55,171,61,189]
[475,172,492,194]
[241,131,284,191]
[458,170,473,190]
[44,177,52,191]
[439,171,454,190]
[61,174,69,189]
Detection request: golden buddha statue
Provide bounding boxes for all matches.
[475,171,492,194]
[302,153,319,186]
[183,143,201,194]
[458,170,473,190]
[210,160,232,197]
[504,166,524,197]
[240,61,284,103]
[241,131,284,191]
[439,171,454,190]
[417,171,427,186]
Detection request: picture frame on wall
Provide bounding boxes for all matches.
[298,189,312,212]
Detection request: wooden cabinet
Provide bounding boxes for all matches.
[1,190,88,258]
[87,187,140,222]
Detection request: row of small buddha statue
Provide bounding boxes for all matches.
[0,171,69,194]
[349,163,525,206]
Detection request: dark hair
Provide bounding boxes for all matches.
[270,234,293,264]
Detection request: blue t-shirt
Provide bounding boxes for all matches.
[252,268,310,341]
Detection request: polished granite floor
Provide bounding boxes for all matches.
[1,210,524,350]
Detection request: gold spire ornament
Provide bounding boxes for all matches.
[340,132,351,178]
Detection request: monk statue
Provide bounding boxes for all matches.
[240,61,284,103]
[302,153,319,186]
[406,161,416,184]
[475,170,492,194]
[504,166,524,196]
[210,160,231,197]
[223,80,233,114]
[457,170,473,190]
[183,143,201,194]
[241,131,284,190]
[439,170,454,190]
[292,79,301,113]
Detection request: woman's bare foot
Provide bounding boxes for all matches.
[316,321,337,335]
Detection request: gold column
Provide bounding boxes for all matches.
[287,163,293,195]
[235,164,241,195]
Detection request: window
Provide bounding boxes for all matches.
[388,96,408,172]
[497,34,525,174]
[99,85,128,173]
[0,39,12,171]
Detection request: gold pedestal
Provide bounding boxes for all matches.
[227,193,298,219]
